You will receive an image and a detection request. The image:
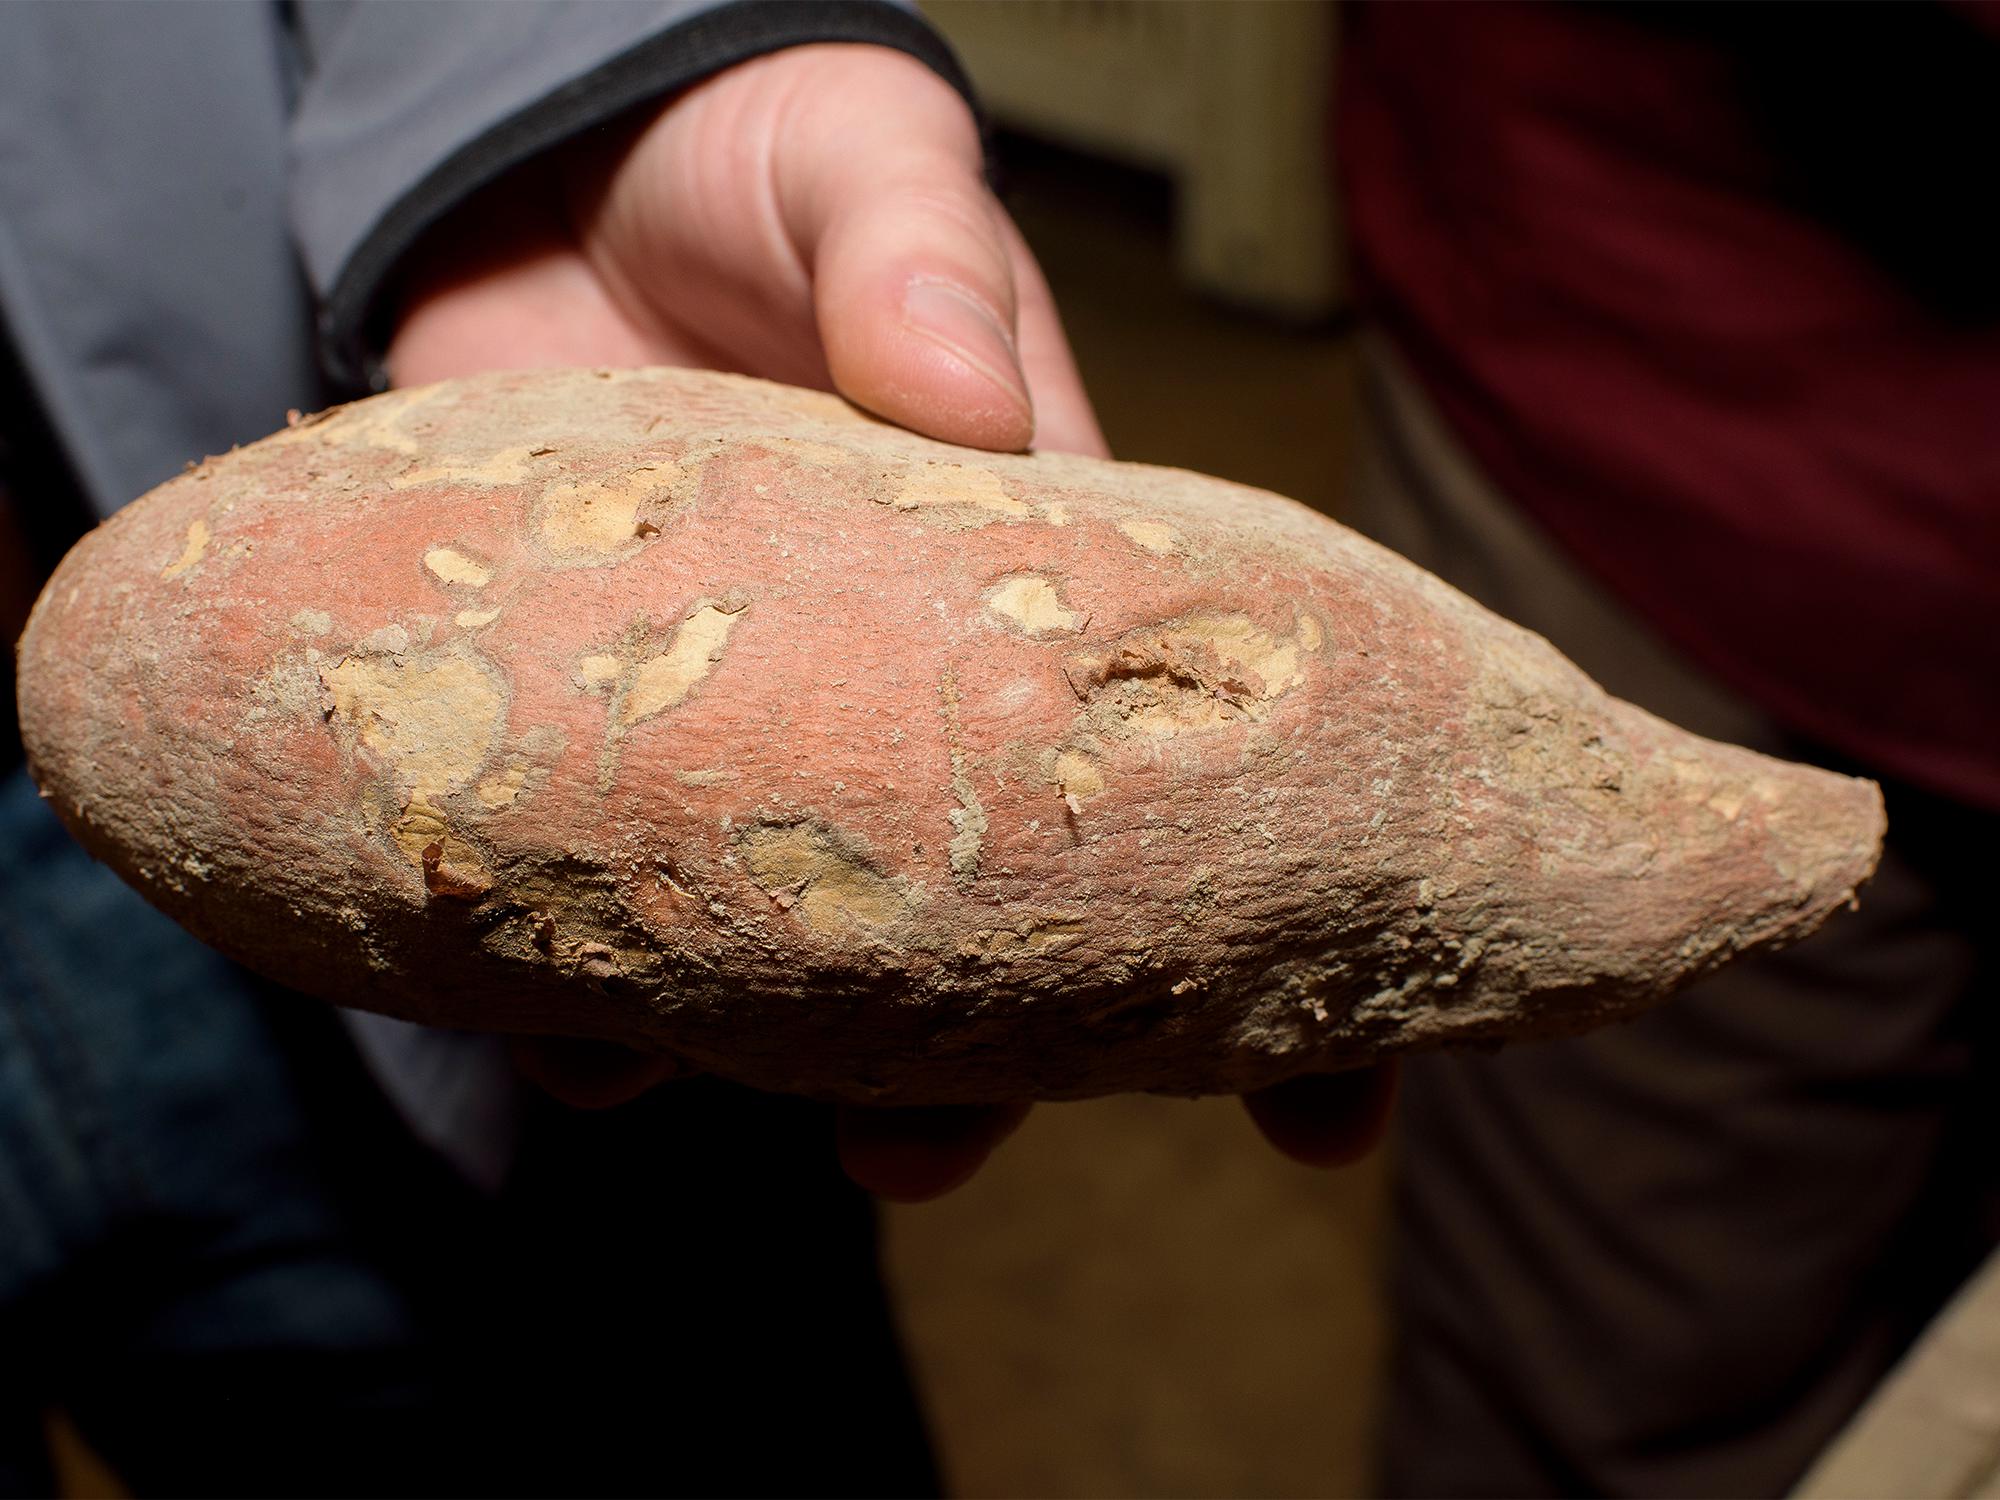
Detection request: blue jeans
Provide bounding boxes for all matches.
[0,765,935,1496]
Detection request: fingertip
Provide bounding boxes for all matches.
[902,277,1037,448]
[1243,1064,1399,1169]
[825,275,1035,452]
[508,1037,689,1110]
[803,143,1037,451]
[835,1102,1031,1202]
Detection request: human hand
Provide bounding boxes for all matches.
[387,41,1390,1196]
[387,43,1102,455]
[509,1038,1394,1197]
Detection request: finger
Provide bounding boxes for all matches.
[835,1101,1032,1202]
[777,50,1036,451]
[1000,216,1109,457]
[508,1036,691,1110]
[808,168,1033,451]
[1242,1064,1398,1168]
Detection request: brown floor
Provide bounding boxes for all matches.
[881,138,1389,1500]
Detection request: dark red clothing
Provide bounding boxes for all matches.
[1339,1,2000,809]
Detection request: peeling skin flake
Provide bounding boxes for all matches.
[741,822,911,935]
[939,667,986,889]
[578,653,623,689]
[538,466,687,558]
[321,648,506,895]
[322,651,505,797]
[393,445,542,489]
[620,604,742,725]
[1069,613,1309,738]
[985,575,1081,637]
[892,462,1029,518]
[160,519,210,580]
[1119,519,1179,554]
[424,547,492,588]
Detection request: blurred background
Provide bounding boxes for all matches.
[25,0,2000,1494]
[885,5,1383,1496]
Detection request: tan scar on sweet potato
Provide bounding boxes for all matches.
[14,367,1885,1104]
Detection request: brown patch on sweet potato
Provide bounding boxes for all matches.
[739,820,916,938]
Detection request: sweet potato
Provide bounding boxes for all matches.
[14,368,1884,1103]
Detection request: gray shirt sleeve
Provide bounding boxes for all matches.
[0,1,324,515]
[288,0,973,390]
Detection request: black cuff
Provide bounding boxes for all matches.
[316,0,978,394]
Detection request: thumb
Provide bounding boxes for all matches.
[781,59,1035,450]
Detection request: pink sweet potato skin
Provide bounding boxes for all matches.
[16,369,1884,1103]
